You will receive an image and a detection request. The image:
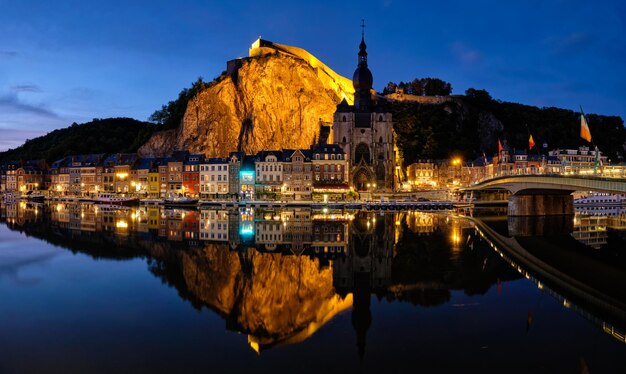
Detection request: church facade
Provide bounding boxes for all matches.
[332,33,395,191]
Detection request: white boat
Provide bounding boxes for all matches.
[92,193,139,206]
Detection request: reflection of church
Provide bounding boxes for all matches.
[333,211,396,361]
[332,32,395,191]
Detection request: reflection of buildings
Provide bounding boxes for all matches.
[572,214,608,249]
[255,219,284,251]
[571,213,626,249]
[312,220,349,258]
[199,209,229,242]
[281,208,312,254]
[404,211,443,235]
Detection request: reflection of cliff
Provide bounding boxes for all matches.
[145,242,351,351]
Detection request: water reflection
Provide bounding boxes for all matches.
[473,210,626,344]
[1,201,625,355]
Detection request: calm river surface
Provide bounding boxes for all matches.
[0,202,625,373]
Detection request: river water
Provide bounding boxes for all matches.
[0,202,624,373]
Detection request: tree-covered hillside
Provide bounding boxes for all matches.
[0,117,159,163]
[389,87,626,166]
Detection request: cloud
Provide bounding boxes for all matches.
[0,128,47,151]
[543,32,593,55]
[0,50,17,59]
[0,92,59,119]
[11,84,41,93]
[450,42,481,64]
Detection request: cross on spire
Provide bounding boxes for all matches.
[360,19,366,38]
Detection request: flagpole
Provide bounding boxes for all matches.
[580,105,600,175]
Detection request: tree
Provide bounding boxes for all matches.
[383,77,452,97]
[422,78,452,96]
[149,77,215,129]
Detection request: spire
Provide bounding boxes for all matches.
[352,19,373,111]
[359,19,368,66]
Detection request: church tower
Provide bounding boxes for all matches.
[332,24,395,191]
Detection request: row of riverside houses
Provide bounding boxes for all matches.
[0,144,351,201]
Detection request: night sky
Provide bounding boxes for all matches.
[1,0,624,151]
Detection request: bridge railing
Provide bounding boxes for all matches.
[466,165,626,188]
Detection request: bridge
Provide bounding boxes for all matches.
[462,174,626,216]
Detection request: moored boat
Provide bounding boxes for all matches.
[164,196,198,206]
[92,193,139,205]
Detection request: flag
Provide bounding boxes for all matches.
[580,112,592,142]
[498,139,503,154]
[529,134,536,150]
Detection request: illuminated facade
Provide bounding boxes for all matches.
[254,151,284,199]
[200,157,230,197]
[282,149,313,200]
[332,34,395,191]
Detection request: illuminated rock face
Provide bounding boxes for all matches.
[150,243,350,350]
[140,44,351,157]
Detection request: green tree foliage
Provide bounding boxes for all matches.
[0,118,158,163]
[383,78,452,96]
[149,76,222,129]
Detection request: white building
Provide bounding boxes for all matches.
[255,151,284,199]
[200,157,229,198]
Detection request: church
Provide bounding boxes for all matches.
[332,30,395,191]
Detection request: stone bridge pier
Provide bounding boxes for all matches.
[508,190,574,216]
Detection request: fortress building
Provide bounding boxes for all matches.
[332,31,395,191]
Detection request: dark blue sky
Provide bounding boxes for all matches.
[1,0,624,151]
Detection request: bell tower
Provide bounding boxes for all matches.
[332,21,395,192]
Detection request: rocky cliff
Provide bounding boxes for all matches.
[139,39,354,157]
